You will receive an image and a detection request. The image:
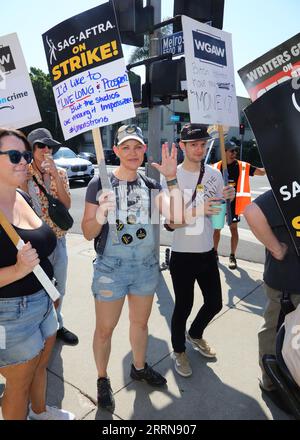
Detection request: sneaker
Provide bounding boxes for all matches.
[229,254,237,270]
[56,327,79,346]
[130,363,167,387]
[259,382,292,415]
[173,352,192,377]
[28,405,75,420]
[186,333,216,358]
[97,377,115,411]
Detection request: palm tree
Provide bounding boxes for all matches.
[128,20,172,63]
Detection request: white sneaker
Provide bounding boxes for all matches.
[28,405,75,420]
[186,333,217,358]
[173,352,192,377]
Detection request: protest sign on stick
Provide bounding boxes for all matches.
[42,2,135,141]
[43,2,136,245]
[0,33,41,128]
[92,127,119,244]
[182,16,239,224]
[238,33,300,102]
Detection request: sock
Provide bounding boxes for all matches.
[133,364,145,371]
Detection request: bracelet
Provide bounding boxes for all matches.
[166,178,178,187]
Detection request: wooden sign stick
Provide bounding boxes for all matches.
[218,125,233,226]
[0,209,60,302]
[92,128,119,245]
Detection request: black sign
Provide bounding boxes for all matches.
[238,33,300,101]
[244,78,300,254]
[42,2,123,85]
[0,46,16,72]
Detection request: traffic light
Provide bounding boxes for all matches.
[113,0,154,47]
[173,0,225,32]
[128,71,141,103]
[150,58,186,102]
[239,123,245,136]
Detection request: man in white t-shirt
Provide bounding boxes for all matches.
[165,123,234,378]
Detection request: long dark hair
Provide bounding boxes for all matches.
[0,128,31,151]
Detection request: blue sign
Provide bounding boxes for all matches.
[192,31,227,67]
[161,32,184,56]
[170,115,180,122]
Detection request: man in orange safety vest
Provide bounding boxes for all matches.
[212,141,265,269]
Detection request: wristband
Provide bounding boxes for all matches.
[166,178,178,187]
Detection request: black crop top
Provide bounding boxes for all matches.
[0,221,57,298]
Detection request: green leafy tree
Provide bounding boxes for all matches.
[128,21,172,63]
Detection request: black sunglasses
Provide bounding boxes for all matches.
[0,150,32,164]
[36,143,53,149]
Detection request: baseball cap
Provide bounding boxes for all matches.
[115,124,144,146]
[225,141,238,151]
[27,128,61,154]
[180,123,211,142]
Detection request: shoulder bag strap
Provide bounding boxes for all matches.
[186,160,205,209]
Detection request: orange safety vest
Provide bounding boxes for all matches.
[212,160,251,215]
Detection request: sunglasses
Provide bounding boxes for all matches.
[36,143,53,149]
[228,149,239,153]
[0,149,32,164]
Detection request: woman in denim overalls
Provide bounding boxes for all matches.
[82,124,181,411]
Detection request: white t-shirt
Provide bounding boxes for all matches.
[163,164,224,253]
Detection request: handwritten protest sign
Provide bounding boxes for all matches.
[238,33,300,102]
[42,2,135,140]
[182,16,239,127]
[0,33,41,129]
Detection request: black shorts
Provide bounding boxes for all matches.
[226,200,240,223]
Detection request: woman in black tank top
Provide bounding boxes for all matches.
[0,128,74,420]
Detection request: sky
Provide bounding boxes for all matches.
[1,0,300,97]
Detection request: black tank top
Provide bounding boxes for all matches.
[0,221,57,298]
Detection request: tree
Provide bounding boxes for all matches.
[22,67,58,137]
[128,21,172,63]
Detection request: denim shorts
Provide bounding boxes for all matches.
[0,289,58,368]
[92,252,159,302]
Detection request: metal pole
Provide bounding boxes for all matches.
[240,133,244,161]
[146,0,161,256]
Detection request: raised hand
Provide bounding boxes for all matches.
[41,154,58,177]
[151,143,178,179]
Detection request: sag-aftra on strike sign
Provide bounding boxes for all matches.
[42,2,135,140]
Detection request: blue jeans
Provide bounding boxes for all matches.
[48,236,68,329]
[0,290,58,367]
[92,252,159,302]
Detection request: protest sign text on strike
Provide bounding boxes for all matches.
[43,3,135,140]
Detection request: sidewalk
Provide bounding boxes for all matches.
[0,233,291,420]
